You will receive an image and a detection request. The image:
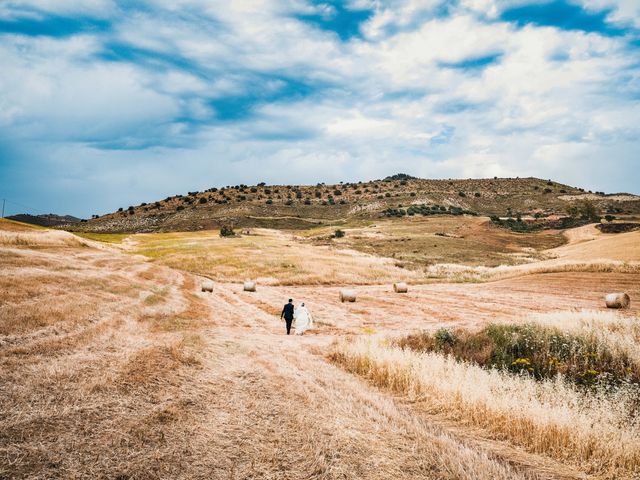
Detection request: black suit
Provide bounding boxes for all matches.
[281,303,294,335]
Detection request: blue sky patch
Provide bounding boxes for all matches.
[500,0,625,36]
[0,15,110,37]
[430,124,455,145]
[97,41,201,74]
[209,75,321,122]
[295,1,374,40]
[439,53,503,71]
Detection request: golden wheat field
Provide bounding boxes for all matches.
[2,217,640,479]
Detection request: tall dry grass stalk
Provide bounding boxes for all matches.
[0,230,90,248]
[426,259,640,281]
[330,337,640,478]
[526,310,640,371]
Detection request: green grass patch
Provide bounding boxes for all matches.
[398,323,639,388]
[74,232,130,244]
[143,287,170,306]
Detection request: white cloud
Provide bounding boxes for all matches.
[0,0,639,216]
[0,0,116,20]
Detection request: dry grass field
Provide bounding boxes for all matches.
[2,217,640,479]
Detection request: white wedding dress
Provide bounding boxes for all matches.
[294,306,313,335]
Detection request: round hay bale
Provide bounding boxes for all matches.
[243,281,256,292]
[201,280,214,293]
[605,292,630,309]
[393,282,408,293]
[340,289,356,303]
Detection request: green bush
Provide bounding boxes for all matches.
[398,323,639,388]
[434,328,456,348]
[220,225,235,237]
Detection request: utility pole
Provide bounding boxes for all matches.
[1,199,4,218]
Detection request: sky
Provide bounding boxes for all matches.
[0,0,639,218]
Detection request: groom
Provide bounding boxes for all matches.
[280,298,295,335]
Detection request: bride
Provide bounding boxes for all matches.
[294,302,313,335]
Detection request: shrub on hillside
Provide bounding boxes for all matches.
[384,204,477,218]
[334,229,345,238]
[384,173,416,181]
[220,225,235,237]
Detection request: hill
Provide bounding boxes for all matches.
[8,213,82,227]
[67,176,640,234]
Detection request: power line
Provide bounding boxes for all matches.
[0,196,47,217]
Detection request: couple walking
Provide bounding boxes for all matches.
[280,299,313,335]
